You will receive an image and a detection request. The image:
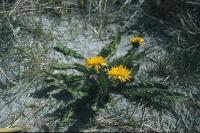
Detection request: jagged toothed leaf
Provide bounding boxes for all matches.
[132,64,140,76]
[44,78,55,83]
[73,63,87,73]
[113,82,169,92]
[131,47,153,61]
[65,74,82,83]
[45,71,68,80]
[117,84,186,110]
[61,108,75,126]
[48,80,60,88]
[67,88,88,98]
[91,103,99,112]
[110,52,135,68]
[120,89,143,102]
[133,82,169,89]
[118,48,151,67]
[163,95,186,103]
[111,47,153,67]
[99,33,121,59]
[149,90,186,104]
[54,43,84,59]
[52,63,87,73]
[120,89,169,109]
[44,78,60,88]
[44,71,83,83]
[151,82,169,89]
[51,63,74,70]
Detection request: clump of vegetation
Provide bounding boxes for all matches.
[142,0,200,77]
[45,34,186,131]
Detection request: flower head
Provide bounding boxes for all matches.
[130,37,144,47]
[107,65,131,82]
[85,56,107,72]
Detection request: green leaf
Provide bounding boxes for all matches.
[132,64,140,76]
[61,108,75,125]
[99,33,121,59]
[44,71,83,84]
[51,63,87,73]
[49,80,60,88]
[44,78,55,83]
[66,75,82,83]
[91,103,99,112]
[45,71,68,80]
[164,95,186,103]
[151,82,169,89]
[51,63,74,70]
[54,43,84,59]
[115,82,186,110]
[67,88,88,98]
[73,63,87,73]
[131,47,153,61]
[120,89,167,109]
[120,89,143,103]
[44,78,61,88]
[137,82,169,89]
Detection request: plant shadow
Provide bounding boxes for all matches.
[30,86,74,117]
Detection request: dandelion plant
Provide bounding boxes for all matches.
[44,34,186,131]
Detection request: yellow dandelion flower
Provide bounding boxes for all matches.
[107,65,131,82]
[85,56,107,72]
[130,37,144,47]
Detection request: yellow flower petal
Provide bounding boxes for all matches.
[107,65,131,82]
[130,37,144,47]
[85,56,107,72]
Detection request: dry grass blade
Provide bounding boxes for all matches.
[0,67,16,85]
[0,127,30,133]
[186,1,200,5]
